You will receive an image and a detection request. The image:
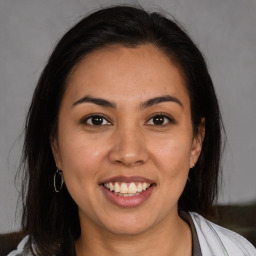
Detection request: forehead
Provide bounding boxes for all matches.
[64,44,189,107]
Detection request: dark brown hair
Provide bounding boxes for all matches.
[19,5,224,255]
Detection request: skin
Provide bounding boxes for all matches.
[52,44,205,256]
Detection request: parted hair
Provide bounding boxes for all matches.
[19,5,224,256]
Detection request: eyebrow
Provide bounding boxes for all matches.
[72,95,183,109]
[140,95,183,109]
[72,95,117,108]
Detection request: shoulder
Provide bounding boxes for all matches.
[6,235,33,256]
[189,212,256,256]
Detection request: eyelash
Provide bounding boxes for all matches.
[81,113,175,127]
[81,114,112,126]
[146,113,176,126]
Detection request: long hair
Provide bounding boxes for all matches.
[20,5,224,255]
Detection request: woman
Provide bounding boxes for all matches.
[8,5,256,256]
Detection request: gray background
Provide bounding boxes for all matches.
[1,0,256,233]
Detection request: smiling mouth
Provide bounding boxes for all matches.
[103,182,153,197]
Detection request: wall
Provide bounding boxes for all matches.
[0,0,256,232]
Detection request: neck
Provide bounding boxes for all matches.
[75,212,192,256]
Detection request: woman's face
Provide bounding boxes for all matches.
[52,44,204,235]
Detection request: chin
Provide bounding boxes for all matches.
[107,224,150,236]
[101,213,156,236]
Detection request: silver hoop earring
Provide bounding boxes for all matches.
[54,169,64,193]
[193,163,196,168]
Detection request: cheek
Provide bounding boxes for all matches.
[57,131,109,193]
[59,130,107,168]
[149,132,192,197]
[150,134,192,172]
[58,134,108,209]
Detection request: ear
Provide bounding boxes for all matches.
[50,135,63,170]
[190,118,205,168]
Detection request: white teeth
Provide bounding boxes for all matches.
[103,182,151,194]
[128,182,137,193]
[114,182,120,192]
[109,183,114,191]
[120,183,128,193]
[137,183,143,192]
[142,182,148,190]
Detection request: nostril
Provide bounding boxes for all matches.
[113,159,145,167]
[109,147,148,166]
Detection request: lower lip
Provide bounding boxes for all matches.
[101,185,155,208]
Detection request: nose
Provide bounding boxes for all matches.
[108,126,149,167]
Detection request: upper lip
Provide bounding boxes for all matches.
[100,176,155,184]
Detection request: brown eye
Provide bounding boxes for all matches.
[146,115,174,126]
[84,115,111,126]
[152,116,165,125]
